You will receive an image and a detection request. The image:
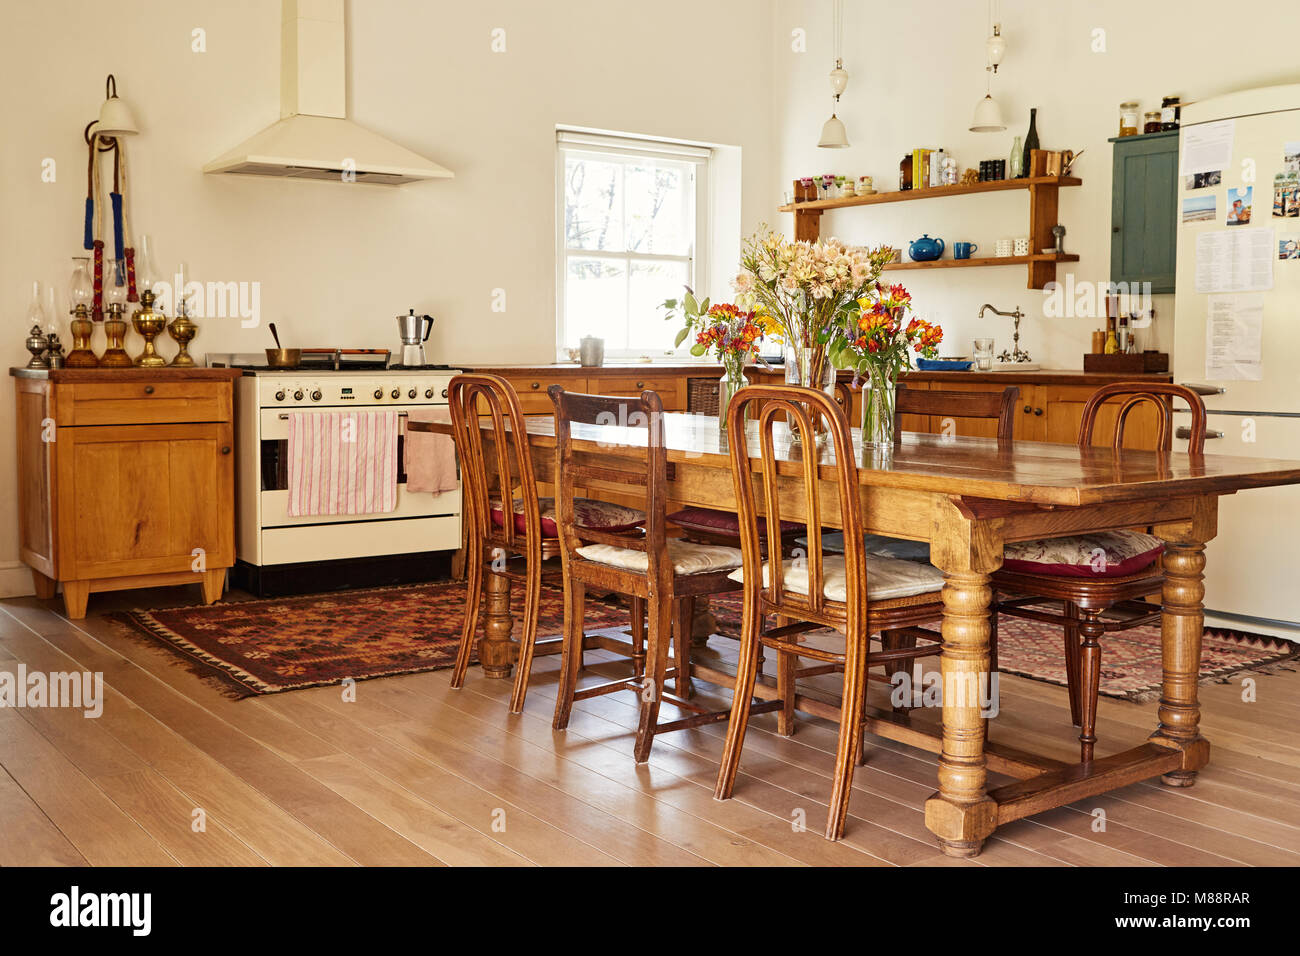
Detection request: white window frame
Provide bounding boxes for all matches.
[555,129,712,362]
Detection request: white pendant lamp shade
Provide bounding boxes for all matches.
[95,74,138,137]
[970,94,1006,133]
[818,113,850,149]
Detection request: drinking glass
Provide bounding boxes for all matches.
[973,337,995,371]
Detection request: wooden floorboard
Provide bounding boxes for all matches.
[1,587,1297,866]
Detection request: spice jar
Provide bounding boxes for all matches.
[1143,111,1162,135]
[1160,95,1182,131]
[1118,101,1140,137]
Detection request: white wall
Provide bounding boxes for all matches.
[769,0,1300,366]
[0,0,775,595]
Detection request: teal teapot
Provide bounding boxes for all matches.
[908,234,944,262]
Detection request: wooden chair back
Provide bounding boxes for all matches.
[1078,382,1208,453]
[726,384,866,627]
[447,373,542,555]
[894,384,1019,441]
[548,387,670,581]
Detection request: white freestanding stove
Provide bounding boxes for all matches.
[208,352,461,596]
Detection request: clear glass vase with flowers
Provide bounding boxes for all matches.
[829,282,943,453]
[663,294,762,430]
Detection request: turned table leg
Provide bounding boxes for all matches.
[1150,538,1211,787]
[924,568,999,858]
[478,568,517,679]
[690,594,718,648]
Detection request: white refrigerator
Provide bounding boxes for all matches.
[1173,84,1300,635]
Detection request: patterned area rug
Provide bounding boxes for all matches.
[706,595,1300,703]
[111,581,629,698]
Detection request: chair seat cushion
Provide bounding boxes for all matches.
[576,539,743,576]
[491,497,645,538]
[799,532,932,563]
[1002,530,1164,579]
[668,506,802,540]
[727,553,944,602]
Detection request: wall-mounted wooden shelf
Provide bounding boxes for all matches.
[783,173,1083,289]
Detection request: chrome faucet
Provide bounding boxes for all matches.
[978,303,1031,364]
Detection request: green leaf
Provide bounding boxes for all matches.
[674,327,691,348]
[698,297,710,315]
[689,343,707,357]
[684,291,699,316]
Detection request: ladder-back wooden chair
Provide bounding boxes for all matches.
[447,374,646,713]
[991,382,1208,762]
[895,383,1019,441]
[713,384,948,841]
[548,385,753,762]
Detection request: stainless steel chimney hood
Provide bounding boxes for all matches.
[203,0,453,186]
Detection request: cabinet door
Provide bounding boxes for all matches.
[917,382,1043,440]
[1042,386,1165,448]
[55,422,234,580]
[1110,132,1178,294]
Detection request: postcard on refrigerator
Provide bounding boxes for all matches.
[1205,294,1264,381]
[1181,119,1235,176]
[1278,235,1300,259]
[1183,195,1216,223]
[1273,174,1299,217]
[1227,186,1253,225]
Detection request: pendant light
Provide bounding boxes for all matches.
[817,0,849,149]
[970,1,1007,132]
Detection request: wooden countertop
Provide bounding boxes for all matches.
[10,367,243,382]
[458,363,1172,386]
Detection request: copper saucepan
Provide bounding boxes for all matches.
[266,322,300,367]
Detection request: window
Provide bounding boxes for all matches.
[556,130,710,360]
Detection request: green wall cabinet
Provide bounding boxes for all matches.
[1110,130,1178,294]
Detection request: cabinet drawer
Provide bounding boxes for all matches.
[61,381,231,426]
[497,377,581,414]
[587,375,686,409]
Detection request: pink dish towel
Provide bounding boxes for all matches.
[287,411,399,517]
[404,407,458,495]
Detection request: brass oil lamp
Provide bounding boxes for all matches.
[99,261,133,367]
[131,288,167,367]
[64,256,98,367]
[167,261,197,367]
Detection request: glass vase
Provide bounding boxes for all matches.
[860,364,898,452]
[784,344,836,443]
[718,356,748,432]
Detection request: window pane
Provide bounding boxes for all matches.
[624,163,691,255]
[566,257,627,348]
[629,260,689,352]
[565,158,624,252]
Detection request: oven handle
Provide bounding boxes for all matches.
[278,411,410,420]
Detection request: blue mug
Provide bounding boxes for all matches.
[954,241,978,259]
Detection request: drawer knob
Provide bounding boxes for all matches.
[636,381,645,389]
[1023,405,1032,413]
[530,382,540,390]
[221,446,231,455]
[1034,407,1044,416]
[144,385,155,395]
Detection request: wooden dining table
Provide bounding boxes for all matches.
[428,410,1300,857]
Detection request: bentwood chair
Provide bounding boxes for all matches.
[447,374,647,713]
[714,384,947,841]
[548,386,752,762]
[990,383,1208,762]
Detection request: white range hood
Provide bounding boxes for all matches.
[203,0,452,186]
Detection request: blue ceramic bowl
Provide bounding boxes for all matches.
[916,358,973,371]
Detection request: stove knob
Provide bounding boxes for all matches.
[293,389,304,402]
[374,388,384,400]
[408,388,417,399]
[391,388,400,400]
[441,387,448,399]
[311,389,323,402]
[424,388,434,399]
[274,389,286,402]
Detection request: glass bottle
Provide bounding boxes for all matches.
[899,154,912,191]
[1160,95,1181,131]
[1022,108,1040,176]
[1008,136,1024,179]
[1118,101,1139,137]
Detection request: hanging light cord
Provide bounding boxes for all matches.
[832,0,843,71]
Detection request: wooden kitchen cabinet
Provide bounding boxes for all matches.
[1042,384,1164,448]
[11,368,241,618]
[1110,130,1179,294]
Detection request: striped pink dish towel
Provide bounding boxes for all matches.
[287,411,399,517]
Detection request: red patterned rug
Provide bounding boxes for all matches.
[111,581,630,698]
[706,596,1300,703]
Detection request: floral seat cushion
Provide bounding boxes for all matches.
[1002,530,1164,579]
[727,553,944,602]
[576,539,743,576]
[490,497,646,538]
[669,506,803,541]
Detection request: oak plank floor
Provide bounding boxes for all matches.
[1,585,1297,867]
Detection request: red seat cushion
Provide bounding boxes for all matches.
[668,506,803,541]
[1002,531,1164,579]
[490,497,645,538]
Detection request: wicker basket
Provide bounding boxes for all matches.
[687,377,721,416]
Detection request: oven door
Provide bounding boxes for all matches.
[256,407,460,527]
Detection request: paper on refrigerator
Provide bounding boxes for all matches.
[1205,294,1264,381]
[1195,227,1274,292]
[1180,119,1235,176]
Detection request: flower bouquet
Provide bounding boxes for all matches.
[662,295,762,429]
[829,281,943,447]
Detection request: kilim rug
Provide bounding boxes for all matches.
[706,595,1300,703]
[110,581,629,698]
